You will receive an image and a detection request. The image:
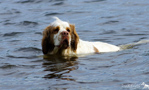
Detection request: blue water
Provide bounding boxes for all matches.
[0,0,149,90]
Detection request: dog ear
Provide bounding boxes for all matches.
[42,26,54,54]
[70,24,79,52]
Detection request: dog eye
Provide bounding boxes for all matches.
[54,27,59,32]
[67,28,70,32]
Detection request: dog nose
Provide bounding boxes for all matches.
[61,31,69,36]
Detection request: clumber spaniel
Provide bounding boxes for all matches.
[42,17,120,56]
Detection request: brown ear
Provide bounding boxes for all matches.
[70,24,79,52]
[42,26,54,54]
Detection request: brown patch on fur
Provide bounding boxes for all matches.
[66,27,71,32]
[42,25,55,54]
[53,26,60,34]
[69,24,79,52]
[42,24,79,55]
[94,46,99,54]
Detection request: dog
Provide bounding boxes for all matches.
[42,17,120,56]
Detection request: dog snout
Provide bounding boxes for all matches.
[61,31,69,36]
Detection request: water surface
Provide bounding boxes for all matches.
[0,0,149,90]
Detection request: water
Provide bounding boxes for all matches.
[0,0,149,90]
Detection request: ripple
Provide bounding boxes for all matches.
[20,21,38,26]
[98,65,114,68]
[3,32,24,37]
[142,51,149,56]
[101,16,114,18]
[123,33,148,36]
[0,64,17,69]
[84,0,106,3]
[103,20,119,24]
[17,47,41,52]
[16,0,41,3]
[43,56,78,80]
[4,22,16,25]
[143,72,149,75]
[53,2,64,6]
[89,65,114,70]
[3,20,17,25]
[0,9,21,15]
[35,32,42,35]
[7,55,37,59]
[101,30,117,34]
[45,12,64,16]
[6,47,41,59]
[92,38,108,42]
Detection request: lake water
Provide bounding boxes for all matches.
[0,0,149,90]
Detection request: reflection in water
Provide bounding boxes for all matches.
[42,55,78,81]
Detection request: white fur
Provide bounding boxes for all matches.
[76,40,120,54]
[51,18,71,47]
[48,17,120,56]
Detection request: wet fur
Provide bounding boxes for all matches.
[42,17,122,56]
[42,24,79,55]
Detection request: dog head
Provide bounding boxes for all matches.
[42,17,79,55]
